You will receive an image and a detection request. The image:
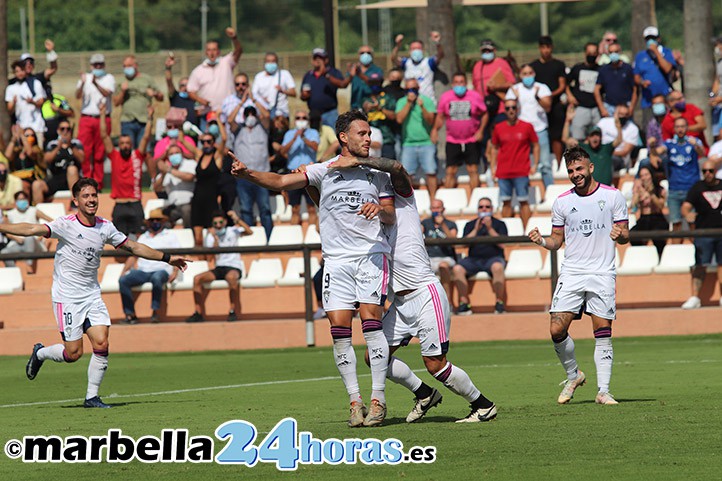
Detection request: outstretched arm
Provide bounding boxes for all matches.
[229,151,308,191]
[118,238,189,270]
[329,156,413,197]
[0,222,49,238]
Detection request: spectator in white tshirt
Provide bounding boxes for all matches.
[391,32,444,101]
[153,143,197,228]
[252,52,296,119]
[706,138,722,180]
[2,191,52,273]
[6,60,46,147]
[596,103,640,185]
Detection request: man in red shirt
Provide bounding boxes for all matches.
[100,102,153,238]
[661,91,708,150]
[490,98,539,229]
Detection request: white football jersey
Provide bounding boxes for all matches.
[551,183,628,276]
[305,158,394,261]
[45,215,128,303]
[384,190,437,293]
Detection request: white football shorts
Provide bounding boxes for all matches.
[53,297,112,342]
[321,253,390,311]
[549,273,616,320]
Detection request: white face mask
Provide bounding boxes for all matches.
[245,116,258,128]
[295,120,309,130]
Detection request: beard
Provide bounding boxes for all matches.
[120,148,132,159]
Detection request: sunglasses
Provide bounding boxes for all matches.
[702,169,716,173]
[201,139,214,144]
[179,83,188,88]
[504,106,517,111]
[24,134,35,137]
[235,82,247,86]
[295,116,308,120]
[58,127,71,131]
[359,51,372,55]
[212,221,225,226]
[91,63,105,67]
[481,49,494,53]
[604,38,617,42]
[478,205,492,209]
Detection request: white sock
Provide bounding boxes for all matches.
[387,356,423,392]
[330,327,360,402]
[362,320,388,405]
[594,337,613,393]
[434,362,481,403]
[37,344,67,362]
[86,351,108,400]
[554,335,579,381]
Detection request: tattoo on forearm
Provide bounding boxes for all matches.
[358,156,413,196]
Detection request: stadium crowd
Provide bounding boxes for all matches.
[2,24,722,318]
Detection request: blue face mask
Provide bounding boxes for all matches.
[652,103,667,116]
[359,53,373,66]
[608,52,621,63]
[406,88,419,95]
[521,76,535,88]
[673,134,686,144]
[208,124,220,137]
[149,221,163,232]
[16,199,29,211]
[178,91,189,99]
[674,101,686,112]
[410,49,424,63]
[123,67,136,78]
[169,153,183,167]
[205,58,219,66]
[646,39,657,48]
[481,52,495,62]
[92,69,105,77]
[264,62,278,75]
[166,128,179,139]
[216,227,226,236]
[453,85,467,97]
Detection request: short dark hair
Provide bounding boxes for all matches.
[411,39,424,47]
[265,52,278,61]
[584,42,597,50]
[14,191,28,200]
[206,40,220,49]
[452,71,467,80]
[211,210,226,220]
[478,197,493,208]
[564,146,591,165]
[335,110,368,144]
[72,178,98,197]
[538,35,553,46]
[12,60,24,70]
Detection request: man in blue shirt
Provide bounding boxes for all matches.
[594,41,637,118]
[280,110,319,225]
[634,26,677,125]
[649,117,704,233]
[300,48,345,128]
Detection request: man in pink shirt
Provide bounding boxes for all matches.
[187,27,243,130]
[472,39,515,121]
[431,72,487,188]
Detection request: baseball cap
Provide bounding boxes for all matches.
[312,48,328,58]
[20,53,34,62]
[368,72,383,83]
[205,111,218,123]
[480,39,496,50]
[586,125,602,136]
[643,26,659,38]
[89,53,105,64]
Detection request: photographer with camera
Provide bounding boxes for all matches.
[32,119,83,205]
[452,198,508,315]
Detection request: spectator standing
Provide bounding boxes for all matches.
[594,41,637,118]
[221,73,256,145]
[563,108,622,187]
[349,46,384,111]
[452,198,508,315]
[153,142,197,228]
[566,43,601,141]
[191,125,227,247]
[530,36,567,168]
[75,53,115,189]
[630,165,668,257]
[252,52,296,119]
[432,72,487,189]
[421,199,458,302]
[279,110,319,225]
[187,28,243,128]
[269,115,290,174]
[634,26,677,127]
[41,92,73,145]
[300,49,344,128]
[661,91,708,149]
[12,40,58,98]
[101,103,153,239]
[2,191,52,273]
[680,161,722,309]
[33,119,82,204]
[6,61,46,147]
[231,105,274,239]
[490,98,538,228]
[164,54,199,127]
[392,32,444,101]
[4,126,45,197]
[596,104,640,185]
[395,78,438,199]
[118,209,180,324]
[310,110,339,161]
[649,117,705,235]
[153,115,196,165]
[505,64,553,191]
[384,68,406,101]
[0,163,23,211]
[113,55,163,152]
[710,37,722,141]
[472,39,515,124]
[361,73,397,159]
[597,32,630,66]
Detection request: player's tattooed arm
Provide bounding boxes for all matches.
[529,226,565,250]
[331,156,413,197]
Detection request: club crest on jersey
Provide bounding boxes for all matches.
[598,200,606,211]
[366,172,374,184]
[323,289,330,303]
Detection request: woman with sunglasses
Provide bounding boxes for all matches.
[630,165,668,257]
[4,125,46,199]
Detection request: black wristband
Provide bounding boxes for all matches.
[162,252,171,263]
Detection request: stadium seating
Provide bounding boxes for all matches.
[653,244,695,274]
[617,245,659,276]
[0,266,24,294]
[434,188,468,216]
[536,184,573,212]
[99,263,126,293]
[53,190,71,199]
[464,187,500,214]
[414,189,431,216]
[170,261,210,290]
[237,227,268,247]
[627,214,637,230]
[143,198,167,219]
[539,248,565,279]
[304,224,321,244]
[620,181,634,206]
[552,157,568,180]
[241,258,283,288]
[455,219,471,237]
[277,256,322,287]
[504,249,543,279]
[272,195,288,222]
[172,228,196,249]
[268,225,304,246]
[500,217,524,237]
[526,216,552,236]
[36,202,66,222]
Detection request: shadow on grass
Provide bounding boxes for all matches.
[574,398,657,404]
[61,401,146,408]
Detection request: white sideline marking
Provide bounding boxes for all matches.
[1,359,719,409]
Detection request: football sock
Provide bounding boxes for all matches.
[553,333,579,382]
[330,326,360,401]
[86,349,108,399]
[387,356,423,393]
[594,327,613,393]
[37,344,68,363]
[362,319,388,405]
[433,362,483,404]
[413,382,434,401]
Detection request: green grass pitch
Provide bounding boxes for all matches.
[1,334,720,480]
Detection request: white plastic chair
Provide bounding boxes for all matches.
[304,224,321,244]
[435,188,468,216]
[0,267,24,294]
[414,189,431,216]
[36,202,66,223]
[169,261,210,291]
[653,244,695,274]
[143,198,168,219]
[500,217,524,237]
[504,249,543,279]
[526,216,553,237]
[277,257,321,287]
[241,258,284,288]
[99,263,126,293]
[237,227,268,247]
[172,228,196,249]
[617,245,660,276]
[463,187,500,214]
[539,248,565,279]
[268,225,304,246]
[536,184,574,213]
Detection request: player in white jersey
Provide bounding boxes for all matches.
[230,111,396,427]
[329,155,498,423]
[0,178,189,408]
[528,146,629,406]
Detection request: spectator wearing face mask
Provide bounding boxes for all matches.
[661,91,707,150]
[33,119,83,205]
[531,36,567,169]
[392,32,444,101]
[252,52,296,119]
[360,73,397,159]
[118,209,181,324]
[472,39,515,125]
[564,109,622,187]
[348,45,384,110]
[221,73,256,146]
[165,53,198,127]
[279,110,319,225]
[566,43,601,141]
[0,163,23,211]
[384,68,405,159]
[634,26,677,127]
[2,191,52,273]
[595,104,640,186]
[597,32,630,66]
[190,122,227,247]
[153,144,196,228]
[187,28,243,130]
[6,60,46,148]
[310,110,339,162]
[5,126,45,198]
[594,41,637,118]
[300,49,344,128]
